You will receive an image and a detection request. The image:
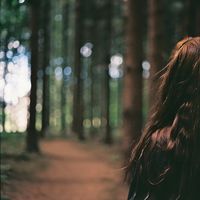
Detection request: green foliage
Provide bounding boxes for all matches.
[0,134,26,189]
[1,0,194,141]
[0,133,23,200]
[0,174,8,183]
[0,164,11,173]
[0,132,25,155]
[0,196,10,200]
[0,0,28,42]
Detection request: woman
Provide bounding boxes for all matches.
[127,37,200,200]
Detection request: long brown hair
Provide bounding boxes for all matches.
[126,36,200,197]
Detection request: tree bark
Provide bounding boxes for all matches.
[103,0,113,144]
[72,0,84,140]
[123,0,143,155]
[88,2,97,138]
[26,0,40,152]
[41,0,51,138]
[185,0,200,36]
[61,2,69,136]
[1,34,9,133]
[148,0,165,108]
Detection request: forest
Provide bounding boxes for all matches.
[0,0,200,199]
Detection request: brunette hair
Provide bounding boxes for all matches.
[126,37,200,197]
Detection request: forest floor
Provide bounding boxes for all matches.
[2,139,128,200]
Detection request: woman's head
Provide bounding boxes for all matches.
[153,36,200,128]
[126,37,200,182]
[160,37,200,106]
[126,37,200,199]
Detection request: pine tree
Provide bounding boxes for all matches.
[148,0,165,108]
[41,0,51,137]
[72,0,84,140]
[26,0,40,152]
[123,0,143,155]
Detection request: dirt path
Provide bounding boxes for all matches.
[6,140,128,200]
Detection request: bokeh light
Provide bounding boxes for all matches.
[109,54,123,79]
[0,45,31,132]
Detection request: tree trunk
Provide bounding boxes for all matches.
[26,0,40,152]
[1,34,9,133]
[104,63,111,144]
[72,0,84,140]
[186,0,200,36]
[61,2,69,136]
[103,0,113,144]
[123,0,143,155]
[41,0,51,138]
[148,0,165,109]
[89,60,95,136]
[196,1,200,35]
[88,2,97,138]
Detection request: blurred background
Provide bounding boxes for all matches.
[0,0,200,199]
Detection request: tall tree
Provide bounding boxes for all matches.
[26,0,40,152]
[85,1,97,137]
[123,0,143,155]
[148,0,165,108]
[103,0,113,144]
[72,0,84,140]
[1,34,9,133]
[61,1,69,135]
[185,0,200,36]
[41,0,51,137]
